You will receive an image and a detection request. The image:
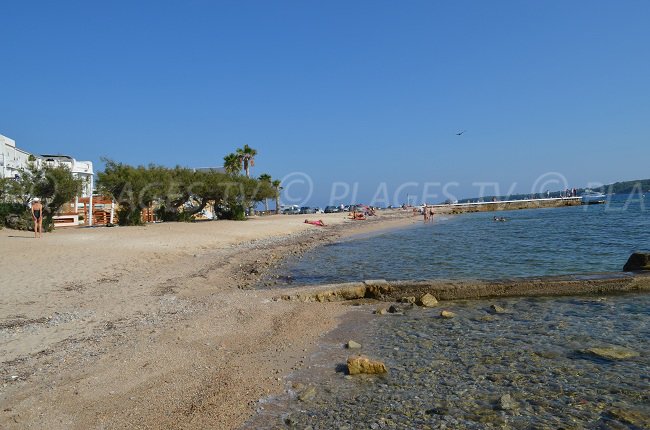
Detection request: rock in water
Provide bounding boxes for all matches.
[347,355,388,375]
[623,252,650,271]
[585,346,639,360]
[489,304,506,314]
[297,386,317,402]
[440,310,456,319]
[418,293,438,307]
[498,394,517,410]
[346,340,362,349]
[607,408,650,428]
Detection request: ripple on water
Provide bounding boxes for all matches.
[247,293,650,429]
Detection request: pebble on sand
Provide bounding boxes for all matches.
[346,340,362,349]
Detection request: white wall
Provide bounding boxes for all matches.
[1,134,33,179]
[1,135,94,198]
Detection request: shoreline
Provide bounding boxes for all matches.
[1,209,647,429]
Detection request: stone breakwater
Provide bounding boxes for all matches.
[431,197,582,215]
[277,272,650,303]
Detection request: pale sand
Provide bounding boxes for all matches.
[0,210,416,429]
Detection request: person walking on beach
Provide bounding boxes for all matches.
[31,198,44,238]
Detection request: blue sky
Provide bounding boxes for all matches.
[2,1,649,206]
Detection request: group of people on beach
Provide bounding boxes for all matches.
[419,205,434,223]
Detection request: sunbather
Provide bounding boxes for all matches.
[304,219,326,226]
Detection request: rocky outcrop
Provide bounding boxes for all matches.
[623,252,650,271]
[347,355,388,375]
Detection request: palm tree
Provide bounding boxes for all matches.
[258,173,272,213]
[236,145,257,178]
[223,153,241,176]
[272,179,282,214]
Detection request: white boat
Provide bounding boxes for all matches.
[581,190,607,204]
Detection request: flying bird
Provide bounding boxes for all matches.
[456,130,466,136]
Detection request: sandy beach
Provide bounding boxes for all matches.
[0,210,416,429]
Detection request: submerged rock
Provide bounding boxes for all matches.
[623,252,650,271]
[347,355,388,375]
[400,296,416,304]
[388,304,412,314]
[584,346,639,360]
[489,304,506,314]
[374,308,388,315]
[606,407,650,427]
[418,293,438,307]
[440,310,456,319]
[498,393,517,410]
[388,305,401,314]
[297,386,317,402]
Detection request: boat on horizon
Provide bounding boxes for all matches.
[581,190,607,205]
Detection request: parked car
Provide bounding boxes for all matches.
[314,207,324,213]
[300,206,316,214]
[324,206,339,213]
[282,206,301,215]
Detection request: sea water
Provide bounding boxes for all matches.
[280,194,649,284]
[247,195,650,429]
[249,294,649,429]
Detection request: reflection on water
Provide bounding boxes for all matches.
[249,294,650,429]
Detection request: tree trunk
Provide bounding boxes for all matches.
[264,198,269,213]
[275,195,280,214]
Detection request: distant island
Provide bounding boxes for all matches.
[453,178,649,204]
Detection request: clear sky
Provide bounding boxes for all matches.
[2,1,649,206]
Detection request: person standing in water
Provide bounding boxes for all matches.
[31,197,44,238]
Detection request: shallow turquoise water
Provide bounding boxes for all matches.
[281,195,649,284]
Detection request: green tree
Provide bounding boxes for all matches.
[4,161,82,230]
[0,177,9,202]
[223,153,241,176]
[236,144,257,178]
[39,165,84,223]
[272,179,282,214]
[258,173,272,212]
[97,159,165,226]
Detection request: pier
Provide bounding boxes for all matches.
[431,197,582,214]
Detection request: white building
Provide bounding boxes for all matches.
[1,133,95,225]
[1,133,94,197]
[0,134,32,180]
